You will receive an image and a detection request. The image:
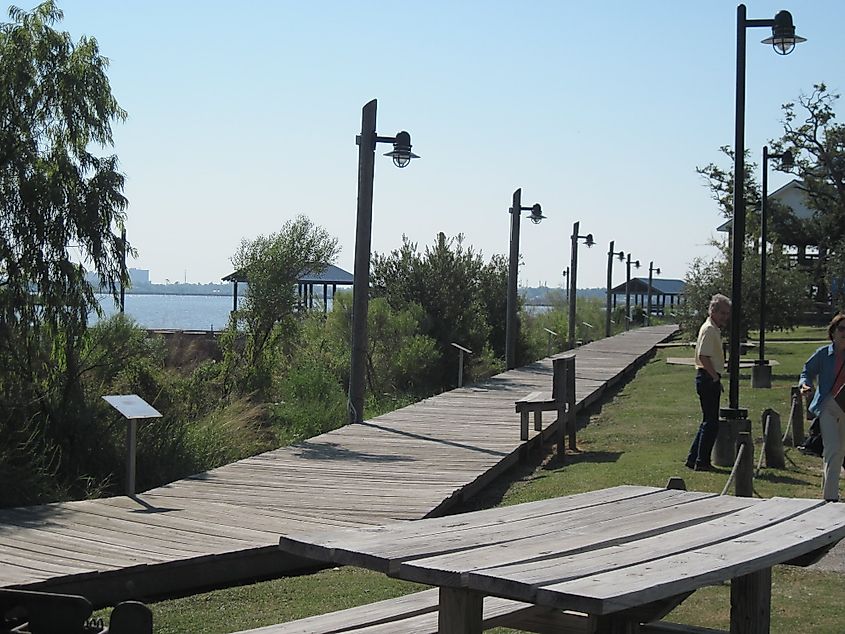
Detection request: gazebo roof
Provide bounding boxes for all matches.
[609,278,685,295]
[222,263,354,285]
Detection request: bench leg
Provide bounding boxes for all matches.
[557,407,567,457]
[438,587,483,634]
[534,410,542,432]
[521,411,529,441]
[730,567,771,634]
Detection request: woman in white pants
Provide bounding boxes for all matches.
[800,312,845,502]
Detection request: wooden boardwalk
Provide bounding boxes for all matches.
[0,325,677,606]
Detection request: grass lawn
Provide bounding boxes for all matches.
[112,330,845,633]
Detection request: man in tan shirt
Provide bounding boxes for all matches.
[685,294,731,471]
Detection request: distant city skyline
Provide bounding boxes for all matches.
[48,1,845,288]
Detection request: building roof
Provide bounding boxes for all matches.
[717,178,813,234]
[223,263,354,285]
[609,278,685,295]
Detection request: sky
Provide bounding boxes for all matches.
[41,0,845,288]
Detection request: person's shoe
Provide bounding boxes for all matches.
[824,498,840,503]
[694,462,715,472]
[684,460,695,470]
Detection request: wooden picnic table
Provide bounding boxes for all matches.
[277,485,845,634]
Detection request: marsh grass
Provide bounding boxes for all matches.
[125,332,844,633]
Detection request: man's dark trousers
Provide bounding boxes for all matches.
[686,370,721,468]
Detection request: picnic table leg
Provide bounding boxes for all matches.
[591,613,639,633]
[520,411,529,441]
[534,410,542,432]
[730,567,771,634]
[438,587,483,634]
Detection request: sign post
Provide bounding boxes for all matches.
[102,395,162,496]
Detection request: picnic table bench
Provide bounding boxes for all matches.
[276,485,845,634]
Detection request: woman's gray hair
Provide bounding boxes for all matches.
[708,293,731,314]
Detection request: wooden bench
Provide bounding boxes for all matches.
[514,391,560,440]
[231,586,724,633]
[514,355,576,452]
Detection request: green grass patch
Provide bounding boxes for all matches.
[116,331,843,633]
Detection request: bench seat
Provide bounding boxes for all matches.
[514,392,565,441]
[231,587,724,633]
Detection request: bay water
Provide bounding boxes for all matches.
[93,294,234,331]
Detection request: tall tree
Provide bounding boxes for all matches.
[0,1,128,494]
[774,84,845,247]
[224,215,339,396]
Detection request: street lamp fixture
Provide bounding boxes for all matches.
[605,241,625,337]
[625,253,640,331]
[761,10,806,55]
[724,5,804,421]
[506,188,545,370]
[568,221,594,349]
[753,146,793,389]
[382,130,420,168]
[349,99,419,424]
[646,261,660,326]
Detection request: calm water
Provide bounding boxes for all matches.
[93,294,234,331]
[93,294,334,330]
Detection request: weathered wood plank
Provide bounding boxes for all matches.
[532,500,845,615]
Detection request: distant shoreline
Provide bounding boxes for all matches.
[94,286,236,298]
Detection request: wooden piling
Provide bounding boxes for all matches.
[762,409,784,469]
[735,432,754,498]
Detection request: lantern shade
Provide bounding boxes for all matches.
[384,130,420,168]
[528,203,545,224]
[761,10,806,55]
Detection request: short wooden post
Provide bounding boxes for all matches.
[566,356,577,450]
[553,355,574,456]
[761,409,784,469]
[438,587,483,634]
[788,386,805,447]
[714,418,751,467]
[730,567,771,634]
[735,432,754,498]
[534,410,542,432]
[126,419,137,496]
[520,411,529,441]
[451,343,473,389]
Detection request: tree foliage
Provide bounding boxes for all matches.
[0,1,129,500]
[678,242,809,339]
[695,83,845,316]
[371,232,507,388]
[773,84,845,248]
[223,215,339,396]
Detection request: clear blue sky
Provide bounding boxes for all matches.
[45,1,845,287]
